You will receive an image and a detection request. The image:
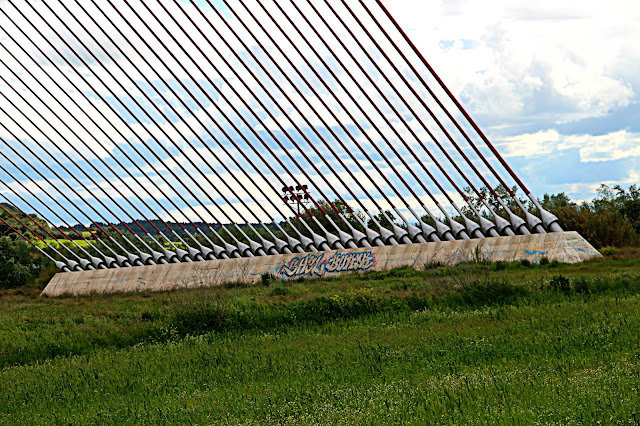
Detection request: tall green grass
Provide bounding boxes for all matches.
[1,257,639,423]
[2,267,638,369]
[2,294,639,424]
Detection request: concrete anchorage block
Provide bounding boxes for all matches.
[42,231,601,298]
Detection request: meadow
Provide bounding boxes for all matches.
[1,250,640,424]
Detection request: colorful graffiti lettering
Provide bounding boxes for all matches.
[482,248,517,262]
[276,251,376,279]
[566,237,599,255]
[525,250,549,256]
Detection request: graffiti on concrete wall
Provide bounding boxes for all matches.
[481,248,517,262]
[565,237,600,255]
[276,250,377,279]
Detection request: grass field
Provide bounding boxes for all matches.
[35,239,92,249]
[1,251,640,424]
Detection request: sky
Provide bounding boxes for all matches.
[0,0,638,227]
[389,0,640,202]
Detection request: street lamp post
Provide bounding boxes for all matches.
[282,184,311,234]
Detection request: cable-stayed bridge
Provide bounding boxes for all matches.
[0,0,565,275]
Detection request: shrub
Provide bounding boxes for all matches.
[492,261,507,271]
[34,265,60,289]
[600,246,620,256]
[261,273,275,286]
[141,310,162,322]
[0,259,32,290]
[391,282,410,291]
[520,259,532,268]
[172,295,227,335]
[443,280,529,308]
[270,286,290,297]
[573,277,590,294]
[363,267,420,281]
[0,237,47,290]
[554,206,639,248]
[549,275,571,294]
[423,260,446,270]
[539,256,550,265]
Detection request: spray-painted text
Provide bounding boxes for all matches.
[276,251,376,279]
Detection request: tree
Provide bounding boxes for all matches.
[0,236,46,289]
[593,184,640,234]
[619,185,640,234]
[280,199,366,239]
[419,214,439,229]
[464,184,528,218]
[540,192,575,211]
[538,184,640,248]
[367,210,397,229]
[553,206,638,248]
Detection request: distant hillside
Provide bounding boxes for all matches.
[0,203,56,238]
[60,220,276,237]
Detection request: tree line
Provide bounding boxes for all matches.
[1,184,638,290]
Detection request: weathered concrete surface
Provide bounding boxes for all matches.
[41,231,600,297]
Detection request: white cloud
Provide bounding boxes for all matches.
[498,129,640,162]
[383,0,639,123]
[562,131,640,162]
[497,129,561,158]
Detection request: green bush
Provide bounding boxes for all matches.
[536,185,640,248]
[600,246,620,256]
[270,286,290,297]
[573,277,590,294]
[441,281,529,308]
[555,207,638,248]
[261,272,275,286]
[549,275,571,294]
[492,261,507,271]
[0,236,47,290]
[423,260,446,270]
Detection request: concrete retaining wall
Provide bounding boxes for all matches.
[41,231,601,297]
